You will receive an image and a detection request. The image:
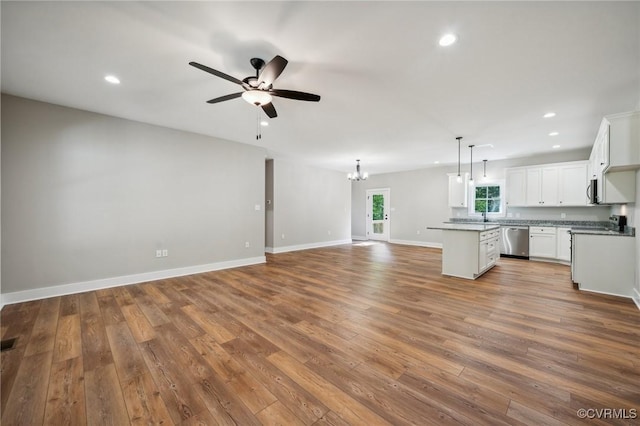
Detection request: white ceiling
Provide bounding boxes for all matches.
[2,1,639,175]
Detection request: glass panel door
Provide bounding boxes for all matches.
[367,189,390,241]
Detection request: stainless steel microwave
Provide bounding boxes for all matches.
[587,178,598,204]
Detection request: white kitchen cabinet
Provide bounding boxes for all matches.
[602,111,640,172]
[506,161,589,208]
[526,166,558,206]
[558,163,588,206]
[572,233,635,297]
[587,111,638,204]
[505,168,526,206]
[529,226,557,258]
[439,226,499,279]
[556,227,571,262]
[448,173,469,207]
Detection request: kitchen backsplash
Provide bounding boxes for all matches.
[451,205,612,222]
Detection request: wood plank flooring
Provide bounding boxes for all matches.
[2,242,639,425]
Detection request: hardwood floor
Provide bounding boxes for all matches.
[2,242,639,425]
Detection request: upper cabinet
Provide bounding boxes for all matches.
[602,111,640,172]
[526,166,559,206]
[558,163,588,206]
[505,161,588,207]
[505,169,526,207]
[448,173,469,207]
[588,111,638,204]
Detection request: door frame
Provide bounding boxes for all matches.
[366,188,390,241]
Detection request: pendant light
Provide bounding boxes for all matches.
[482,159,488,181]
[468,144,475,186]
[456,137,462,183]
[347,159,368,181]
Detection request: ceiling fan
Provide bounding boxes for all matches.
[189,55,320,119]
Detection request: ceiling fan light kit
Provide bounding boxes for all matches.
[189,55,320,119]
[242,90,272,106]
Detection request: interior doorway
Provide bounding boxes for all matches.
[366,188,390,241]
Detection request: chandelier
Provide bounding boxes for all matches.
[347,159,368,181]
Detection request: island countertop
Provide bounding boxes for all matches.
[427,223,501,232]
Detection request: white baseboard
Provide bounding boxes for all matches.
[266,239,352,254]
[577,286,634,301]
[351,235,368,241]
[389,239,442,249]
[633,287,640,311]
[0,256,266,308]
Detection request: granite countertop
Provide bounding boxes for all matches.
[445,219,635,237]
[447,218,611,228]
[428,223,501,232]
[570,228,635,237]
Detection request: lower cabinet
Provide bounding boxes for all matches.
[529,227,557,258]
[441,228,499,279]
[572,234,635,297]
[556,227,572,262]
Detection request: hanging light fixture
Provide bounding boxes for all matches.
[456,137,462,182]
[241,90,273,106]
[482,159,488,181]
[468,144,475,186]
[347,159,368,181]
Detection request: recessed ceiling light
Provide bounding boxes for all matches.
[260,120,269,127]
[552,144,561,149]
[104,75,120,84]
[434,161,440,164]
[543,112,556,118]
[439,34,457,47]
[549,131,559,136]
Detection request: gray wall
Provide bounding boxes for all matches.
[351,148,612,245]
[629,170,640,302]
[269,159,351,251]
[2,95,266,294]
[351,167,449,245]
[265,159,274,249]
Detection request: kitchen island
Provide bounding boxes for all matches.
[428,223,500,279]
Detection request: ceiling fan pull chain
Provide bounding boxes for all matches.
[256,111,262,140]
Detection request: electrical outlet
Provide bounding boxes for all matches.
[255,204,261,211]
[162,249,168,257]
[156,250,162,258]
[327,230,331,235]
[281,234,285,240]
[560,213,566,219]
[417,230,420,235]
[245,242,250,248]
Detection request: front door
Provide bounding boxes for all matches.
[366,189,390,241]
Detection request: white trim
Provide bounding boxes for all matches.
[633,287,640,311]
[389,239,442,249]
[267,239,352,254]
[351,235,368,241]
[577,286,634,301]
[0,256,266,308]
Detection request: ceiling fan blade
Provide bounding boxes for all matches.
[206,92,243,104]
[261,102,278,118]
[270,89,321,102]
[258,55,288,87]
[189,61,244,86]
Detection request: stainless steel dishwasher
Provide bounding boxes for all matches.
[500,225,529,259]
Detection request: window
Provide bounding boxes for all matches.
[470,182,505,216]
